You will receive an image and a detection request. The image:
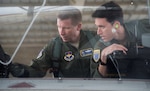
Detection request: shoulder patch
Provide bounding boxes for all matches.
[93,49,100,62]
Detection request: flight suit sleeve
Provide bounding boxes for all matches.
[90,60,103,78]
[90,41,104,78]
[29,39,55,77]
[10,39,56,78]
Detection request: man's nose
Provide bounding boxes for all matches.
[60,28,65,35]
[97,28,102,35]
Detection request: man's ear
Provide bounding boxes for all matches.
[113,21,120,29]
[115,24,119,29]
[77,23,82,31]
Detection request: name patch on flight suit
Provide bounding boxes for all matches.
[80,48,93,57]
[64,51,74,61]
[93,49,100,62]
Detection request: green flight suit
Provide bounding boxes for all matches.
[91,19,150,79]
[22,30,99,78]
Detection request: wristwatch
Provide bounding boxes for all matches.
[100,61,107,66]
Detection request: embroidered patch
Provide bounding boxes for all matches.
[64,51,74,61]
[80,48,93,57]
[93,49,100,62]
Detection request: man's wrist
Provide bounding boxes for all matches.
[100,61,107,66]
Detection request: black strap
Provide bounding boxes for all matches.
[51,37,62,77]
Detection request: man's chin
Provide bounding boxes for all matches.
[102,39,109,42]
[62,39,68,42]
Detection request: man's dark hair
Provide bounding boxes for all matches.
[92,1,124,25]
[57,6,82,26]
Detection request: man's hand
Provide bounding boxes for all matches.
[101,43,128,63]
[9,63,29,77]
